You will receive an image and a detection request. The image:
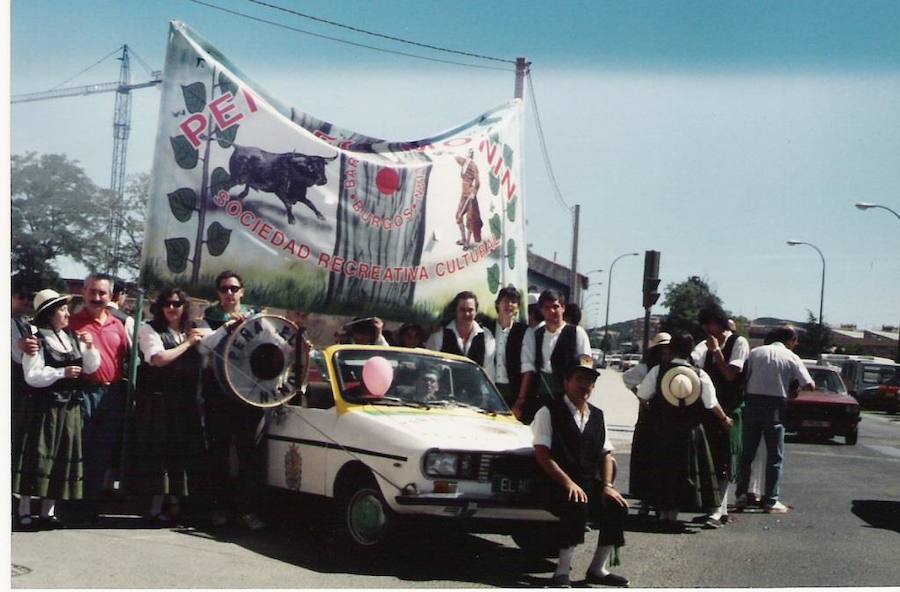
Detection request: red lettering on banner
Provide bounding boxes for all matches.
[318,253,331,268]
[240,211,256,227]
[358,263,370,279]
[241,88,259,113]
[297,243,310,259]
[271,230,285,247]
[180,114,208,148]
[209,92,244,130]
[258,224,272,241]
[443,137,472,147]
[225,200,242,217]
[345,260,358,277]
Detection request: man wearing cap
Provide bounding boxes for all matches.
[483,286,531,409]
[532,359,629,588]
[69,272,130,515]
[622,332,672,518]
[516,290,592,424]
[107,278,135,347]
[691,305,750,527]
[636,333,732,528]
[343,317,390,346]
[736,326,814,514]
[425,291,495,379]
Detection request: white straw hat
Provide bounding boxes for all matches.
[32,289,72,320]
[660,365,702,407]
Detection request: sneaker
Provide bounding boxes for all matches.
[211,510,228,527]
[585,571,629,587]
[238,513,265,530]
[549,574,571,588]
[765,501,789,514]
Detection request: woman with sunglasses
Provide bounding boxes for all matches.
[14,289,99,529]
[130,288,206,522]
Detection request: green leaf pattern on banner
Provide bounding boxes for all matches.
[206,222,231,256]
[164,238,190,273]
[167,188,198,222]
[507,239,517,270]
[218,73,237,96]
[489,173,500,196]
[182,82,207,114]
[489,213,502,240]
[170,136,198,169]
[487,264,500,294]
[506,196,517,222]
[210,167,232,196]
[216,124,238,149]
[503,144,514,169]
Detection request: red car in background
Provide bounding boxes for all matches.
[786,364,861,445]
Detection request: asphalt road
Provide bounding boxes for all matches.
[11,372,900,588]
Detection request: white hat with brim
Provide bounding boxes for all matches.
[32,289,72,321]
[650,332,672,349]
[660,366,702,407]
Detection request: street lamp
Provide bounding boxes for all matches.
[786,240,826,326]
[855,202,900,221]
[603,252,640,354]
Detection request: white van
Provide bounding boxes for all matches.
[838,358,899,398]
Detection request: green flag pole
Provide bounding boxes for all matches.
[118,288,144,493]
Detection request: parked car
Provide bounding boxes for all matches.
[606,354,622,370]
[265,344,558,553]
[591,348,606,369]
[857,373,900,414]
[838,358,899,403]
[786,364,861,445]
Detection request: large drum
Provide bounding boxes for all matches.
[213,314,307,407]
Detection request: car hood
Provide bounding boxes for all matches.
[343,407,534,453]
[791,391,858,406]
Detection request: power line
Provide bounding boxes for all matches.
[186,0,512,72]
[526,71,573,213]
[242,0,516,65]
[128,47,158,77]
[48,45,124,90]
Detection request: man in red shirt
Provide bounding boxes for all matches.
[70,273,129,516]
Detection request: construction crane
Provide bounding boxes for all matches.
[12,45,162,277]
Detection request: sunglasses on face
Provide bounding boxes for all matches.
[218,285,242,294]
[163,300,185,308]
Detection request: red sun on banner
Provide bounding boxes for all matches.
[375,168,401,196]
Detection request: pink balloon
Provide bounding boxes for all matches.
[362,356,394,397]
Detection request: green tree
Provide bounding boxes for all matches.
[660,276,723,341]
[11,152,109,288]
[796,311,831,358]
[82,173,150,280]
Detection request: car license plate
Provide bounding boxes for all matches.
[492,476,532,494]
[801,420,831,428]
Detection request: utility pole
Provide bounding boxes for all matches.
[641,250,661,354]
[570,204,581,305]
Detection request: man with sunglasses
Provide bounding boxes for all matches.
[195,270,266,530]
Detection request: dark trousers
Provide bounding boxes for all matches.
[549,480,627,549]
[737,395,786,505]
[203,390,265,516]
[81,384,124,498]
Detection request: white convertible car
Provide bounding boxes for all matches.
[265,344,557,552]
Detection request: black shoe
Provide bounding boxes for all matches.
[701,517,723,529]
[549,574,571,587]
[38,516,67,530]
[691,514,711,524]
[585,571,629,587]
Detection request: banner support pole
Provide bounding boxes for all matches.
[570,204,581,306]
[515,58,528,99]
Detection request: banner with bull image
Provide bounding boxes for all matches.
[141,21,526,322]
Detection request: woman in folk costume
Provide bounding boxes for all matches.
[128,288,206,522]
[635,333,733,530]
[621,332,672,518]
[13,289,100,528]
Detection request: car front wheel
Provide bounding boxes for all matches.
[845,429,858,445]
[335,473,398,552]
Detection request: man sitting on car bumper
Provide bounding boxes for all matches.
[532,359,629,587]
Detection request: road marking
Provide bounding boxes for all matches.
[790,449,900,463]
[864,445,900,459]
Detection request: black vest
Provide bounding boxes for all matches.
[138,323,203,395]
[485,320,528,392]
[12,316,33,385]
[650,360,706,427]
[547,397,608,486]
[535,324,578,384]
[702,334,744,413]
[35,327,85,403]
[441,326,486,366]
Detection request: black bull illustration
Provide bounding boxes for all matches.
[228,145,338,224]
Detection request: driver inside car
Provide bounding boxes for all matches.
[411,368,441,402]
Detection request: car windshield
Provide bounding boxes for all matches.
[808,368,847,394]
[333,349,510,414]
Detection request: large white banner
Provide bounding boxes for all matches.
[141,22,526,322]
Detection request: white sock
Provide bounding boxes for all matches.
[150,495,165,516]
[18,495,32,517]
[40,499,56,519]
[711,483,729,520]
[588,544,613,576]
[555,546,576,577]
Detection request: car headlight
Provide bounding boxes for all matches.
[424,451,459,477]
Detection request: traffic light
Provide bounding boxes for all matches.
[642,250,661,309]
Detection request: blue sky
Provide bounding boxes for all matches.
[10,0,900,329]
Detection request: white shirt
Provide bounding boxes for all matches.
[622,362,649,390]
[691,332,750,371]
[23,330,102,388]
[425,322,496,381]
[745,342,814,399]
[636,358,719,409]
[138,322,186,363]
[521,323,592,374]
[492,319,521,385]
[532,395,614,453]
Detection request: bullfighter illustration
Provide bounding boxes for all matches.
[454,148,483,250]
